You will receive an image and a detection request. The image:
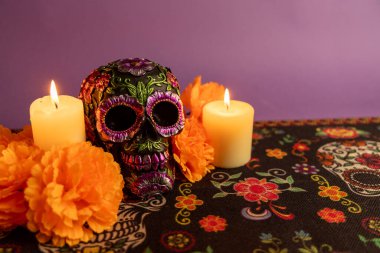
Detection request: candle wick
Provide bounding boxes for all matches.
[226,104,230,111]
[54,102,58,109]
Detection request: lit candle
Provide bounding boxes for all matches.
[202,89,254,168]
[30,80,86,150]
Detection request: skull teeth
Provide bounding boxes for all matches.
[122,151,169,171]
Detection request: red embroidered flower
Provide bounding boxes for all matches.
[293,143,310,152]
[355,153,380,170]
[199,215,227,232]
[233,177,280,204]
[252,133,263,140]
[175,194,203,211]
[317,208,346,223]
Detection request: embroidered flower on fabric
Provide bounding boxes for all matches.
[293,143,310,152]
[294,230,312,240]
[252,133,263,141]
[321,127,358,139]
[292,163,319,175]
[259,233,273,241]
[160,231,195,252]
[362,217,380,236]
[316,152,335,167]
[175,194,203,211]
[355,153,380,170]
[266,148,287,159]
[199,215,227,232]
[116,58,156,76]
[233,177,280,204]
[318,186,348,201]
[317,208,346,223]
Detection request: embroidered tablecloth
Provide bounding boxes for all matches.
[1,117,380,253]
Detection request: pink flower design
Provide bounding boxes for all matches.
[233,177,280,204]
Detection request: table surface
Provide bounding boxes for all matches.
[1,117,380,253]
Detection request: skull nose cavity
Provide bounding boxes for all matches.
[144,120,160,141]
[122,151,169,171]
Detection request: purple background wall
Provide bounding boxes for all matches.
[1,0,380,129]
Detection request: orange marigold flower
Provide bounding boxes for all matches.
[317,207,346,223]
[175,194,203,211]
[318,186,348,201]
[199,215,227,232]
[0,125,13,152]
[14,125,34,144]
[266,148,287,159]
[0,141,43,230]
[0,125,34,152]
[24,142,124,247]
[172,117,215,183]
[181,76,225,121]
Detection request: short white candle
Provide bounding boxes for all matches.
[202,89,254,168]
[30,80,86,150]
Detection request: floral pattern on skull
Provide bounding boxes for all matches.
[79,58,185,199]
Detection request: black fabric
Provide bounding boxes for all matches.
[2,118,380,252]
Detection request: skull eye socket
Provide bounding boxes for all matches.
[152,101,179,127]
[97,95,143,142]
[146,91,185,137]
[105,105,137,131]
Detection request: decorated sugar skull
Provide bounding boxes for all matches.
[317,140,380,197]
[79,58,185,198]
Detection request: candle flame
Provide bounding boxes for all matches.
[50,80,59,109]
[224,88,230,110]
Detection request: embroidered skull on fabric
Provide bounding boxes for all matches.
[79,58,184,198]
[317,140,380,197]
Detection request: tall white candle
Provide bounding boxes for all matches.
[30,80,85,150]
[202,89,254,168]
